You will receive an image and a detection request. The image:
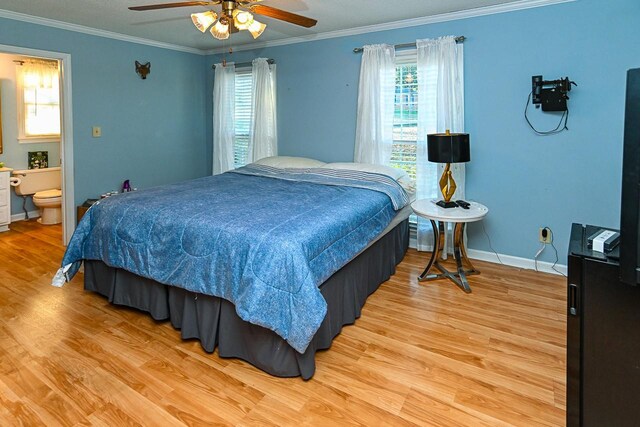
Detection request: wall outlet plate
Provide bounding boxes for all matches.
[92,126,102,138]
[539,227,552,244]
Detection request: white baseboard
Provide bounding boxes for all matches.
[11,210,41,222]
[409,235,567,276]
[466,248,567,276]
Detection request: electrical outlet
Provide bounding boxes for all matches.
[539,227,552,244]
[92,126,102,138]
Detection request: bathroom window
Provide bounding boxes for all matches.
[17,59,61,143]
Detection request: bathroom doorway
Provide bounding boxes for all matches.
[0,44,74,245]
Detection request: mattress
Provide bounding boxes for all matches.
[361,189,414,252]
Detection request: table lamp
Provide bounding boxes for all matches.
[427,130,470,208]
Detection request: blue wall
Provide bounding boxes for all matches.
[0,17,208,217]
[209,0,640,263]
[1,0,637,264]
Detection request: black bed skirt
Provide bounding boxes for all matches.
[84,220,409,379]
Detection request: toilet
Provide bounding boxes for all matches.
[11,167,62,225]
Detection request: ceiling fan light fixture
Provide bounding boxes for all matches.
[191,11,217,33]
[210,19,230,40]
[248,19,266,39]
[247,19,267,39]
[129,1,317,42]
[233,10,254,30]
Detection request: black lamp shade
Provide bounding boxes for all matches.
[427,133,470,163]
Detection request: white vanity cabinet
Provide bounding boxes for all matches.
[0,168,12,232]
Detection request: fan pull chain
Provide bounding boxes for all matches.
[222,46,233,67]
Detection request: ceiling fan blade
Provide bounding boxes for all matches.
[129,1,214,11]
[251,5,317,28]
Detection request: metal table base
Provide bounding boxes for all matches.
[418,219,479,293]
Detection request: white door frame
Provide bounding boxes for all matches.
[0,43,75,244]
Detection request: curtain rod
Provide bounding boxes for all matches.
[353,36,465,53]
[13,59,58,66]
[212,58,275,69]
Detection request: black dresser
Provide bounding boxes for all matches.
[567,223,640,426]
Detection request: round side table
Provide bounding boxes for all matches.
[411,199,489,293]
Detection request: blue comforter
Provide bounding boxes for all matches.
[61,165,409,353]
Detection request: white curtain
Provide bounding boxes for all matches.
[248,58,277,162]
[212,62,236,175]
[354,44,396,165]
[21,59,58,89]
[416,36,465,252]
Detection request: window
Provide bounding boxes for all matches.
[391,54,418,180]
[233,68,252,168]
[17,60,61,142]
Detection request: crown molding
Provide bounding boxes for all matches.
[0,9,204,55]
[206,0,577,55]
[0,0,577,56]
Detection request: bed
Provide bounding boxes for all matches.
[57,158,413,379]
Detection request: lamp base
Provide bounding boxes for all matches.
[436,200,458,209]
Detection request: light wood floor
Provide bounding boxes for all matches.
[0,220,567,426]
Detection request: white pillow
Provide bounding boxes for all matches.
[320,162,405,181]
[254,156,326,168]
[397,176,416,194]
[321,162,415,193]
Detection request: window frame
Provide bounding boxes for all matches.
[16,63,61,144]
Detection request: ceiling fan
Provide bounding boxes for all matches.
[129,1,317,41]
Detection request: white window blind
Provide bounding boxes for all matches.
[391,55,418,180]
[234,69,252,168]
[391,51,438,181]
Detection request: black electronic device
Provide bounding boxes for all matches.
[455,200,470,209]
[619,68,640,285]
[532,75,543,104]
[531,75,576,112]
[587,229,621,252]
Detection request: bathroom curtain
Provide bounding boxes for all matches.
[248,58,277,162]
[21,59,59,89]
[416,36,465,253]
[354,44,396,165]
[212,62,236,175]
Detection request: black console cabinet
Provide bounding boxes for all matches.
[567,223,640,426]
